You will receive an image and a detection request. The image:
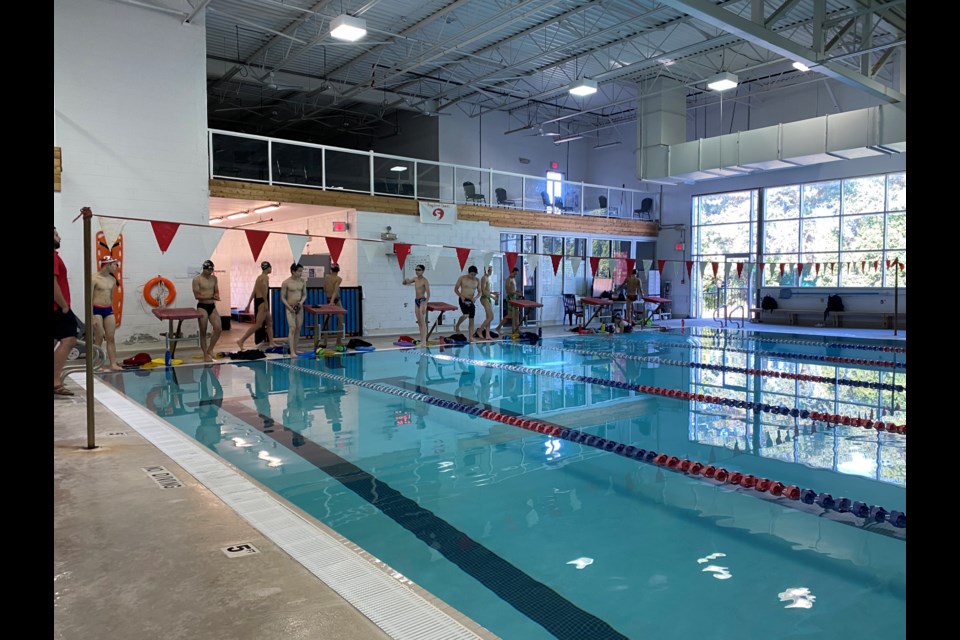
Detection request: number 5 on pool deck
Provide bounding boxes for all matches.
[221,543,260,558]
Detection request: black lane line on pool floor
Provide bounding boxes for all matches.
[221,397,629,640]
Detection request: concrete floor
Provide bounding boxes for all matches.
[53,315,905,639]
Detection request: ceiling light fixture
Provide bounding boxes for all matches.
[706,72,738,92]
[253,203,281,214]
[792,61,810,72]
[389,166,407,172]
[593,141,622,150]
[568,78,598,97]
[504,124,537,135]
[209,217,224,225]
[329,14,366,42]
[226,211,250,220]
[554,135,584,144]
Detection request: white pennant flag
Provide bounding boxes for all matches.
[480,251,494,270]
[700,260,710,278]
[672,260,682,283]
[723,261,732,280]
[569,256,582,275]
[361,240,380,265]
[425,245,443,270]
[198,227,226,264]
[642,259,653,273]
[98,218,127,248]
[287,234,310,262]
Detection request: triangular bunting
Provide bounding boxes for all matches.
[758,262,766,274]
[625,258,636,274]
[98,218,126,248]
[198,227,226,263]
[642,259,652,273]
[723,261,732,280]
[779,263,786,278]
[287,234,309,262]
[829,262,835,273]
[797,263,804,277]
[244,230,270,262]
[872,260,879,271]
[886,259,892,269]
[550,254,563,275]
[736,262,744,278]
[456,247,471,271]
[324,236,346,265]
[150,221,180,254]
[569,256,583,275]
[426,245,443,270]
[700,261,710,278]
[899,261,904,272]
[814,263,821,276]
[861,260,866,273]
[672,260,682,283]
[686,260,694,278]
[657,259,666,273]
[711,261,719,278]
[480,251,494,269]
[589,256,602,276]
[361,241,380,265]
[505,251,519,273]
[394,243,412,271]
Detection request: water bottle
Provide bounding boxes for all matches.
[164,350,172,366]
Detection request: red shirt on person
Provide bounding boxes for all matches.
[54,250,70,311]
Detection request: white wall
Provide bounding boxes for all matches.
[54,0,209,343]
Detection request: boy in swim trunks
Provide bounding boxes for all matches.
[495,267,521,335]
[402,264,431,345]
[620,269,643,320]
[453,265,480,341]
[192,259,222,362]
[91,256,123,370]
[238,261,275,350]
[281,263,307,354]
[477,264,499,340]
[322,264,344,349]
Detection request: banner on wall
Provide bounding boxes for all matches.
[418,201,457,225]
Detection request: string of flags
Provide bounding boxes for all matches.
[103,214,908,277]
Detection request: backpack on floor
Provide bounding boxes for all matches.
[761,295,778,312]
[824,294,844,322]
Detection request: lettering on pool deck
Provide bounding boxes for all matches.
[141,465,184,489]
[222,398,629,640]
[221,543,261,558]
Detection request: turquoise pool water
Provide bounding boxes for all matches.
[101,328,906,639]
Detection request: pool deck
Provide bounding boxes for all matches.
[54,319,905,639]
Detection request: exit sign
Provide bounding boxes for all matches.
[332,221,349,232]
[550,161,559,170]
[675,242,684,251]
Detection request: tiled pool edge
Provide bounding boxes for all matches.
[74,373,496,640]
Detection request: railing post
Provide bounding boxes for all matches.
[81,207,97,450]
[369,151,375,195]
[267,140,274,184]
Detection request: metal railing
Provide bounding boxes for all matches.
[208,130,658,220]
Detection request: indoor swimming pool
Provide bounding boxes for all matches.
[98,327,906,639]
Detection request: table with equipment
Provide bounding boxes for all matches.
[303,304,348,352]
[507,298,544,331]
[634,295,672,327]
[152,307,203,363]
[424,301,458,341]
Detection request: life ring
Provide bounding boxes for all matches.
[144,276,176,307]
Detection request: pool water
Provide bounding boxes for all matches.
[101,328,906,639]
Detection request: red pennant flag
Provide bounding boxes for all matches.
[625,258,636,274]
[860,260,866,273]
[244,230,270,262]
[872,260,879,271]
[550,254,563,275]
[758,262,766,274]
[736,262,744,278]
[686,260,694,278]
[779,263,785,278]
[657,259,666,273]
[589,256,602,276]
[899,262,904,271]
[150,221,180,254]
[797,263,804,277]
[455,247,471,271]
[886,259,892,269]
[324,236,345,265]
[711,261,718,277]
[815,263,821,276]
[830,262,835,273]
[393,243,412,271]
[505,251,519,273]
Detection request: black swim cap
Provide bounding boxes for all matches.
[261,261,271,270]
[202,260,214,270]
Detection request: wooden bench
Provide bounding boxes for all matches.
[749,307,905,329]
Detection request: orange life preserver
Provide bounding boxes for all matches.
[144,276,176,307]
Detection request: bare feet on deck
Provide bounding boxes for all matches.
[236,340,245,350]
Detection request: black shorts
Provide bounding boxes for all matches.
[459,298,476,318]
[53,309,79,341]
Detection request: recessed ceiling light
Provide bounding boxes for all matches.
[568,78,597,97]
[792,61,810,72]
[330,14,366,42]
[706,72,738,92]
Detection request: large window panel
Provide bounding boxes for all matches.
[801,180,841,218]
[764,185,800,221]
[843,175,886,215]
[887,213,906,250]
[887,173,906,211]
[764,220,800,254]
[841,214,884,251]
[700,222,753,255]
[841,252,883,286]
[801,216,839,254]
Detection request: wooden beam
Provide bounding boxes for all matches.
[209,179,658,237]
[54,147,62,193]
